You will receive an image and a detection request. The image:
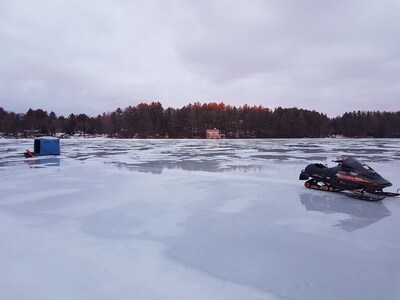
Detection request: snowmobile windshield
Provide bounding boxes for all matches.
[341,157,376,175]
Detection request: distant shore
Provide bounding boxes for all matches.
[2,104,400,138]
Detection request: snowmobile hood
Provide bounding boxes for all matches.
[341,157,392,187]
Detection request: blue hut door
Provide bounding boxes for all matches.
[34,139,41,153]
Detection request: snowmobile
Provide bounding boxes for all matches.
[299,156,400,201]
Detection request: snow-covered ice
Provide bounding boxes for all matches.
[1,138,400,300]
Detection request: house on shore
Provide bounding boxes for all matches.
[205,128,225,139]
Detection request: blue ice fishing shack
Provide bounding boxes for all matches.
[32,136,60,156]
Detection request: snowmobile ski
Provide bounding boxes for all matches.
[344,190,386,202]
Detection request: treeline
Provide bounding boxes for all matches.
[331,111,400,138]
[0,103,399,138]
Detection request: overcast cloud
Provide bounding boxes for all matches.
[1,0,399,117]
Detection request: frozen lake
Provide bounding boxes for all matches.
[1,138,400,300]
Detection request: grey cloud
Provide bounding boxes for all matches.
[0,0,399,117]
[173,0,400,81]
[168,0,400,114]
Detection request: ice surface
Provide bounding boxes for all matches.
[1,138,400,300]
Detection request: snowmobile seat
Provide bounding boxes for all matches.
[305,164,340,178]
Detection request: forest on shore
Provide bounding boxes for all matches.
[1,102,400,138]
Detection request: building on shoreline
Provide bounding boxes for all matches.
[205,128,225,139]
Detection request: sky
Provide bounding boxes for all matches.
[1,0,400,117]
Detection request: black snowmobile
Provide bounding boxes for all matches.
[299,156,400,201]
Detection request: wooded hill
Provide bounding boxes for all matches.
[1,102,400,138]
